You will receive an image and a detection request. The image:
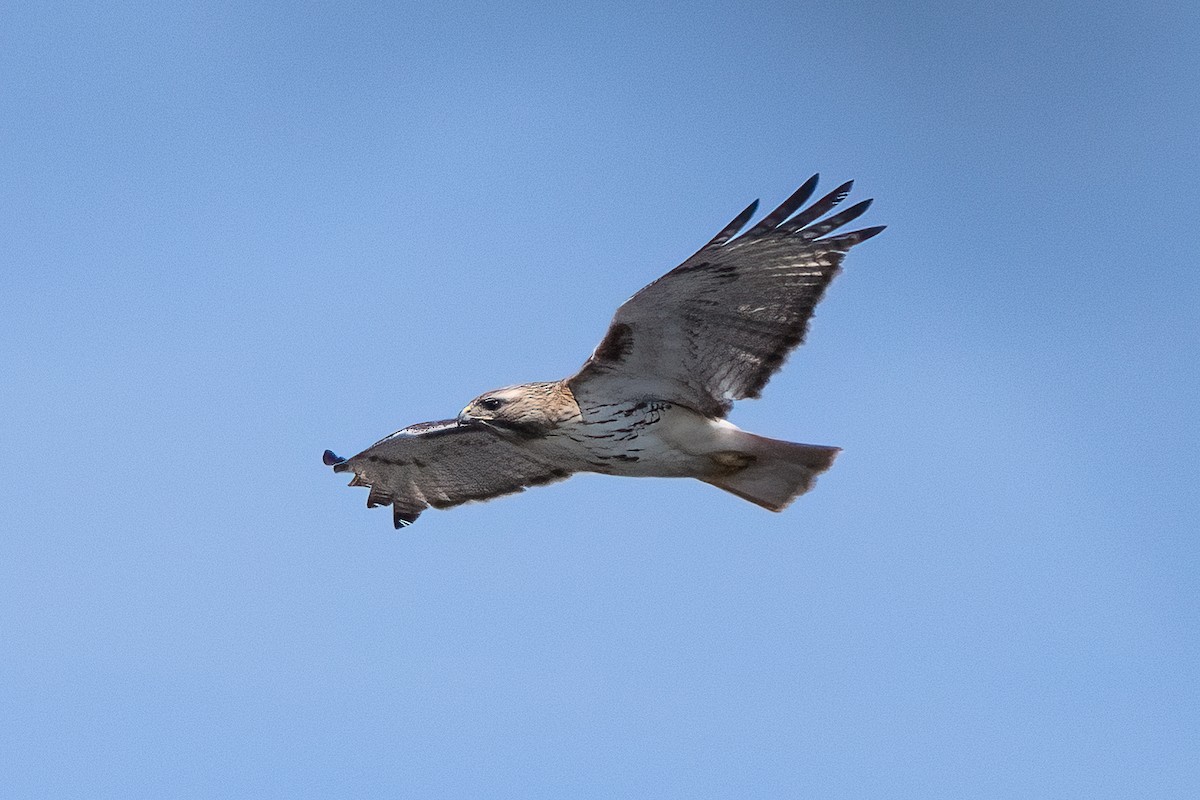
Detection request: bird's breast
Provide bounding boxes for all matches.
[537,400,718,477]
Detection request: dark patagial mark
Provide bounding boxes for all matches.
[593,322,634,364]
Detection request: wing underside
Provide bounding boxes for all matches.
[324,420,573,527]
[570,175,883,417]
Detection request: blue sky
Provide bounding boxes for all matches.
[2,1,1197,797]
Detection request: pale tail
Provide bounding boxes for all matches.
[702,432,841,512]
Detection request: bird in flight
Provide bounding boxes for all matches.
[324,175,884,528]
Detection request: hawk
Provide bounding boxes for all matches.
[324,175,884,527]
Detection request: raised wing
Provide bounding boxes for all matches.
[323,420,573,528]
[569,175,884,418]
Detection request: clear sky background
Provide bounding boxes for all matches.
[2,1,1197,797]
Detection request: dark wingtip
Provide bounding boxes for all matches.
[700,198,760,250]
[323,449,347,466]
[854,224,887,242]
[744,174,822,237]
[819,224,887,252]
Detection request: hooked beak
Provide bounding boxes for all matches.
[457,407,473,426]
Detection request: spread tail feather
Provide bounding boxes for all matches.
[701,432,840,512]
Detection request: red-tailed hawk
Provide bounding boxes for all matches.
[324,175,884,527]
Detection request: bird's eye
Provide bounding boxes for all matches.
[479,398,504,411]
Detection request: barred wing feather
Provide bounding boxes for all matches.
[323,420,573,528]
[570,175,884,418]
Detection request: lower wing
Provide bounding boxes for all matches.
[324,419,574,528]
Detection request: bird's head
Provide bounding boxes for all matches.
[458,382,578,437]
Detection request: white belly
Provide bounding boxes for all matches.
[536,401,741,478]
